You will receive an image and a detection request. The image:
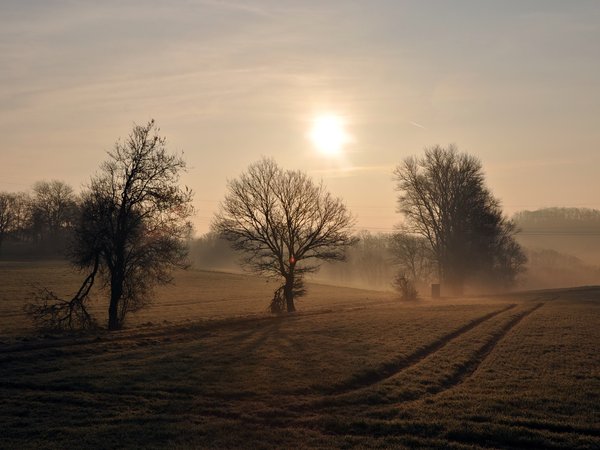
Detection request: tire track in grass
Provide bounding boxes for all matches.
[321,303,518,396]
[428,302,545,396]
[367,302,546,413]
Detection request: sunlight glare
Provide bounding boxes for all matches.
[309,114,351,156]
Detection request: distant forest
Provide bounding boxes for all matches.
[1,182,599,292]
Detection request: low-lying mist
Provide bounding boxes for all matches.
[189,220,600,296]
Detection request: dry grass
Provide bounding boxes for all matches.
[0,261,598,448]
[0,260,399,337]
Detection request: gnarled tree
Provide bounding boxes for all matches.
[27,120,193,330]
[212,158,356,312]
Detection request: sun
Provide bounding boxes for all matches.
[309,114,351,156]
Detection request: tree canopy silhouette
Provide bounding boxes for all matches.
[30,180,79,252]
[212,158,356,313]
[394,145,526,293]
[27,120,193,330]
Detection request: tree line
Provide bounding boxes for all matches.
[1,120,528,331]
[514,207,600,231]
[0,180,79,257]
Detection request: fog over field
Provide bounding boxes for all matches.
[188,207,600,293]
[1,1,599,449]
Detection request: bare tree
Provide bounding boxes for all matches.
[27,120,193,330]
[394,145,526,293]
[352,231,392,288]
[212,158,355,312]
[30,180,78,244]
[316,231,397,290]
[9,192,33,243]
[389,229,435,289]
[486,220,528,288]
[0,192,16,255]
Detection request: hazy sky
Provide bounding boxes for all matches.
[1,0,599,234]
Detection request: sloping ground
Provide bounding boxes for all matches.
[0,286,598,448]
[0,261,397,338]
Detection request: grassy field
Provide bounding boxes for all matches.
[0,261,599,448]
[0,261,399,338]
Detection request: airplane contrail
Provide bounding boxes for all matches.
[408,121,427,130]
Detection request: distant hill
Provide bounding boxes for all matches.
[513,207,600,266]
[521,248,600,290]
[513,207,600,232]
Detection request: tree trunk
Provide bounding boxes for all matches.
[109,230,127,330]
[108,273,123,330]
[284,274,295,313]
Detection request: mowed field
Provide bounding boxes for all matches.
[0,262,599,449]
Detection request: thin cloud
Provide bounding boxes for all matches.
[408,121,426,130]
